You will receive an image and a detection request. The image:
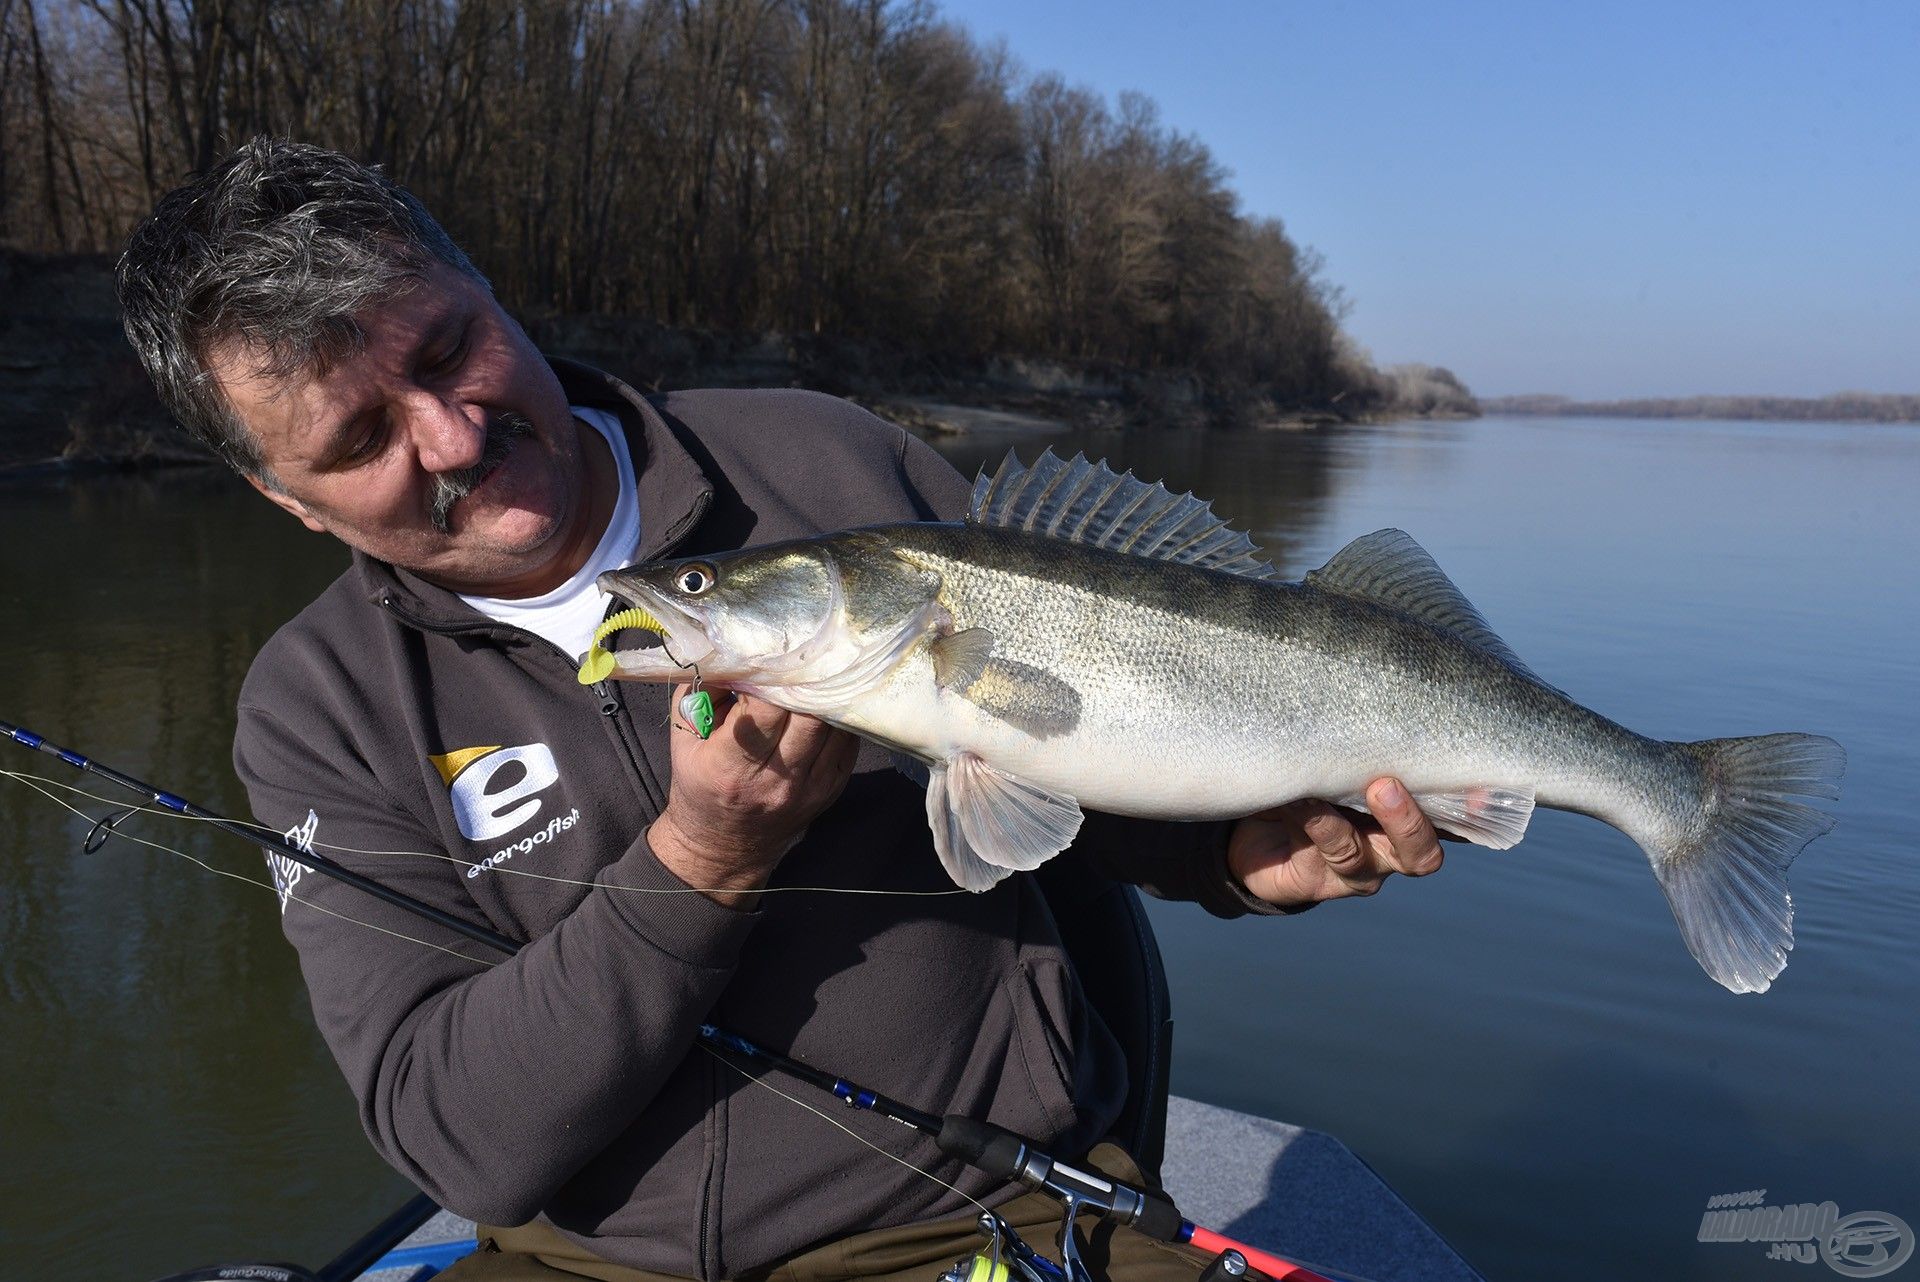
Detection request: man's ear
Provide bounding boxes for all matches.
[246,473,328,534]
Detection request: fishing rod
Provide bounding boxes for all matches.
[698,1026,1335,1282]
[2,719,1343,1282]
[1,718,521,957]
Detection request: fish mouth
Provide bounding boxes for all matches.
[594,569,715,679]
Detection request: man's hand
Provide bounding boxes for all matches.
[1227,778,1445,910]
[647,685,859,908]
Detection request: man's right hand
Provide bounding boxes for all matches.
[646,684,860,908]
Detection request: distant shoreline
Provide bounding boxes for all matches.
[1481,393,1920,423]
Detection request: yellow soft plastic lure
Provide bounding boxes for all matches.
[577,607,667,685]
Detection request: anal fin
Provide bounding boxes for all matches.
[1332,784,1536,850]
[926,752,1083,890]
[1415,785,1536,849]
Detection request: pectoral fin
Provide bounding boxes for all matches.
[926,752,1084,890]
[930,627,995,689]
[1334,784,1536,850]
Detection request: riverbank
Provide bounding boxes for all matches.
[0,251,1476,477]
[1482,392,1920,421]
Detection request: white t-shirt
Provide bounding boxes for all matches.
[458,406,640,663]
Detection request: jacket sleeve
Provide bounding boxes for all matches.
[895,418,975,517]
[235,695,758,1226]
[1070,810,1290,918]
[894,424,1287,920]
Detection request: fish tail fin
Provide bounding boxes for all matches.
[1645,733,1845,994]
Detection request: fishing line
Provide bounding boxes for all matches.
[700,1044,999,1220]
[5,765,1014,1271]
[2,769,966,900]
[3,769,498,966]
[4,754,1376,1282]
[702,1044,994,1215]
[3,759,1036,1274]
[702,1044,1013,1282]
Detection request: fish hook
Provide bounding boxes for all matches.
[660,651,721,740]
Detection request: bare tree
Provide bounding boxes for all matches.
[6,0,1373,414]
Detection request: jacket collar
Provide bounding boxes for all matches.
[353,357,714,635]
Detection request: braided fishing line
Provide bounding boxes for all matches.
[2,772,1384,1282]
[2,768,966,899]
[703,1046,1023,1282]
[2,769,498,966]
[2,764,1007,1258]
[699,1044,1003,1229]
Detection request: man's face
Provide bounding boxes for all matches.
[212,260,586,594]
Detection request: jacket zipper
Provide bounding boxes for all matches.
[372,593,658,798]
[698,1050,720,1281]
[374,484,720,1260]
[590,678,621,717]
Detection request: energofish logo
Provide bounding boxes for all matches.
[430,743,561,842]
[468,808,580,879]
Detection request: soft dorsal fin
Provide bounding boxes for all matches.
[968,449,1276,579]
[1306,529,1546,683]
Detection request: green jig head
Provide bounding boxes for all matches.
[679,690,716,739]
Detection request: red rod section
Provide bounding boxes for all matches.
[1184,1224,1339,1282]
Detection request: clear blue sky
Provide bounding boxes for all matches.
[938,0,1920,399]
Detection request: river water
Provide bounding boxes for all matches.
[1,415,1914,1280]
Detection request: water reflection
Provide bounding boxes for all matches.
[0,469,409,1275]
[928,416,1920,1282]
[3,415,1916,1281]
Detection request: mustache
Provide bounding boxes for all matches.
[429,413,536,533]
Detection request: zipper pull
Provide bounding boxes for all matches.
[591,679,621,717]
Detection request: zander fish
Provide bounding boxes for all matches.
[593,450,1844,993]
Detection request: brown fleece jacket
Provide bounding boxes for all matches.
[235,359,1276,1279]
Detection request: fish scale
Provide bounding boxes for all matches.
[595,450,1844,995]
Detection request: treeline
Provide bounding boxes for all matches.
[1483,393,1920,423]
[0,0,1426,417]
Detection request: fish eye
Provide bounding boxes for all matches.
[675,565,717,595]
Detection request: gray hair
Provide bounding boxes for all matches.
[115,137,488,479]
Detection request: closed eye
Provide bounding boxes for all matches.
[425,328,470,377]
[337,413,388,466]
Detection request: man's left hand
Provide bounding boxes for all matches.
[1227,778,1445,910]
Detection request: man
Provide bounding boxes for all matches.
[116,139,1446,1282]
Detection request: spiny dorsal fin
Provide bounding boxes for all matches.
[1306,529,1547,683]
[968,449,1276,579]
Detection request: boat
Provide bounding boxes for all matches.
[334,1097,1481,1282]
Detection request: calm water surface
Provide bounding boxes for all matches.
[2,416,1915,1280]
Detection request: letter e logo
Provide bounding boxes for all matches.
[442,744,561,841]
